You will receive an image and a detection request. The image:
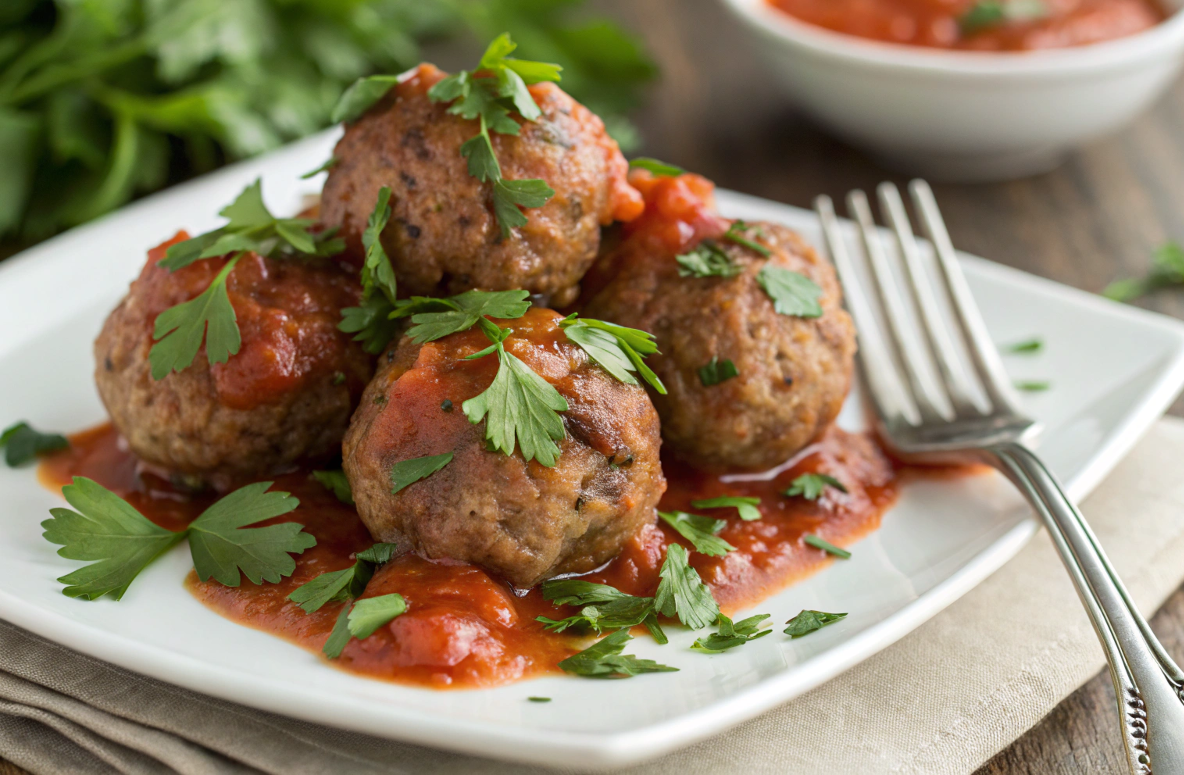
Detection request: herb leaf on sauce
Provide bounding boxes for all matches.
[557,630,678,678]
[390,453,453,495]
[655,544,720,630]
[697,357,739,387]
[783,473,847,501]
[723,221,771,257]
[658,511,734,558]
[676,241,740,279]
[1,421,68,467]
[463,323,568,467]
[289,542,397,614]
[757,265,823,318]
[348,593,407,638]
[188,482,312,587]
[393,289,532,344]
[784,609,847,638]
[629,157,685,177]
[691,613,773,654]
[41,477,187,600]
[540,579,667,644]
[311,470,353,505]
[804,534,851,559]
[691,496,761,521]
[560,315,667,394]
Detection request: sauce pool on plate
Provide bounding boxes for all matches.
[40,423,898,689]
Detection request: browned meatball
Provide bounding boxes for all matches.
[95,232,374,483]
[584,221,855,471]
[343,307,665,588]
[320,64,644,308]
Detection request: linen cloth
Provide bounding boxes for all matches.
[6,418,1184,775]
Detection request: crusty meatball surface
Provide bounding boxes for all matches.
[95,232,374,482]
[343,307,665,588]
[321,64,643,308]
[583,175,855,470]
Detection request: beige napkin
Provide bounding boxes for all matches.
[6,417,1184,775]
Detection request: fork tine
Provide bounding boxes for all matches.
[847,189,948,424]
[876,182,983,418]
[814,195,915,426]
[909,180,1024,417]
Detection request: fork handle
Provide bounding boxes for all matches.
[986,441,1184,775]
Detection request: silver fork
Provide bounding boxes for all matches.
[816,180,1184,775]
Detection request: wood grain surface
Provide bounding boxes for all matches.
[4,1,1184,772]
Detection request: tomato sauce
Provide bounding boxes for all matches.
[40,422,897,689]
[766,0,1165,50]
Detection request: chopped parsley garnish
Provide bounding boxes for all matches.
[723,221,771,257]
[287,541,394,614]
[1005,337,1043,354]
[43,478,310,600]
[300,157,338,179]
[150,180,343,379]
[629,157,685,177]
[393,289,531,344]
[691,496,761,521]
[1103,242,1184,302]
[698,357,739,387]
[803,534,851,559]
[783,473,847,501]
[528,697,552,703]
[539,579,666,644]
[1,421,68,467]
[389,453,453,494]
[557,630,678,678]
[757,265,823,318]
[658,511,734,558]
[463,323,569,467]
[691,613,772,654]
[338,188,401,354]
[560,314,666,394]
[323,593,407,659]
[425,34,560,237]
[959,0,1048,34]
[676,241,740,278]
[1015,380,1051,392]
[655,544,720,630]
[311,470,353,505]
[784,609,847,638]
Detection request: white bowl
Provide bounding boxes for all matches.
[720,0,1184,180]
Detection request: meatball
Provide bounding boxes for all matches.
[321,64,644,308]
[343,307,665,588]
[584,175,855,470]
[95,232,374,483]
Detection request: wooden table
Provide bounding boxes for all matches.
[603,0,1184,771]
[3,2,1183,772]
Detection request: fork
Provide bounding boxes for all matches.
[816,180,1184,775]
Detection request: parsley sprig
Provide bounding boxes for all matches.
[324,593,407,659]
[784,609,847,638]
[691,613,772,654]
[559,314,666,394]
[655,544,720,630]
[537,580,666,643]
[393,289,531,344]
[288,543,396,615]
[784,473,847,500]
[557,630,678,679]
[1103,242,1184,302]
[692,496,761,521]
[1,421,68,467]
[422,35,560,237]
[658,511,734,558]
[150,180,343,379]
[43,477,312,600]
[675,221,771,278]
[758,265,824,318]
[338,187,403,354]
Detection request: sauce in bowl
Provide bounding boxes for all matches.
[766,0,1166,50]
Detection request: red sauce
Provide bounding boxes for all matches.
[767,0,1165,50]
[40,422,897,689]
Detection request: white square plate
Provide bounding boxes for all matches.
[2,131,1183,770]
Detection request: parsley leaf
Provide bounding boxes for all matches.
[698,357,738,387]
[332,75,403,123]
[959,0,1048,33]
[338,295,399,355]
[541,579,632,606]
[1005,337,1043,354]
[629,157,684,176]
[323,605,353,659]
[425,34,561,237]
[654,544,719,630]
[557,630,678,678]
[540,579,666,644]
[42,477,187,601]
[300,157,338,179]
[783,473,847,500]
[463,324,568,467]
[784,609,847,638]
[393,289,531,344]
[1,421,68,467]
[804,534,851,559]
[676,241,740,278]
[311,470,353,505]
[528,697,552,703]
[348,593,406,638]
[288,542,396,614]
[723,221,771,257]
[361,186,397,304]
[691,613,772,654]
[148,253,242,380]
[390,453,453,494]
[658,511,734,558]
[1103,242,1184,302]
[1015,380,1051,392]
[560,315,666,394]
[187,482,312,587]
[356,543,398,564]
[758,265,824,318]
[691,496,761,521]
